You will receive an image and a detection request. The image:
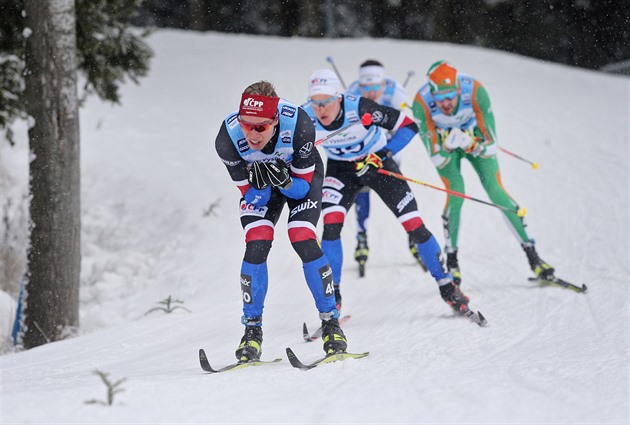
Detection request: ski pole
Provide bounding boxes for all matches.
[402,70,415,88]
[315,113,372,146]
[499,147,539,169]
[326,56,347,90]
[377,169,527,217]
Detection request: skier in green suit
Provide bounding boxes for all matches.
[411,61,555,286]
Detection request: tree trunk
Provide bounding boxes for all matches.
[188,0,208,31]
[22,0,81,349]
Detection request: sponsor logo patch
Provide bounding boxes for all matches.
[227,114,239,129]
[237,138,249,152]
[239,201,268,217]
[289,199,318,218]
[319,265,334,297]
[322,188,342,205]
[323,176,345,190]
[371,110,384,123]
[396,191,415,212]
[281,105,296,117]
[240,273,253,304]
[221,158,242,166]
[299,142,313,158]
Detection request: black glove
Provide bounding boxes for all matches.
[248,159,292,190]
[261,159,292,189]
[248,161,269,190]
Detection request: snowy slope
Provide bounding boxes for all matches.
[1,30,628,424]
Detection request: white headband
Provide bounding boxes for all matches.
[359,65,385,85]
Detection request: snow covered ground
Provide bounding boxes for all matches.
[1,30,628,424]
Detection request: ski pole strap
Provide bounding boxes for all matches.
[377,169,527,217]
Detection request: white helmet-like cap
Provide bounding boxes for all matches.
[308,69,341,97]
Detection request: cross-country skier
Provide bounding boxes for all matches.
[411,61,555,286]
[215,81,348,361]
[302,68,474,317]
[345,59,427,275]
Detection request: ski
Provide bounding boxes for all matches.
[460,308,487,326]
[528,275,588,293]
[302,315,351,342]
[286,347,369,371]
[198,349,281,374]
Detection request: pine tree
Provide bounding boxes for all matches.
[0,0,153,142]
[0,0,152,348]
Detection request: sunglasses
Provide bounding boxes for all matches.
[238,115,277,133]
[360,84,382,92]
[433,90,459,102]
[308,95,340,108]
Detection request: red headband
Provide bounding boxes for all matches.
[239,94,279,119]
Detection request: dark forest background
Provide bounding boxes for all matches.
[131,0,630,71]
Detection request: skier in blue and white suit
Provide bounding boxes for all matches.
[302,69,477,317]
[215,80,348,362]
[345,59,427,274]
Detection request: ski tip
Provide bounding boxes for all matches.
[580,284,588,293]
[477,311,488,326]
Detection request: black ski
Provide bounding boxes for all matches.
[303,315,351,342]
[286,347,369,371]
[528,275,588,293]
[198,349,281,374]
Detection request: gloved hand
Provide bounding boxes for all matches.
[248,161,269,190]
[244,186,271,207]
[443,128,474,152]
[355,153,383,177]
[261,159,292,189]
[249,159,292,190]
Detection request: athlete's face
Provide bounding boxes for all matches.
[238,115,278,150]
[309,95,341,126]
[360,82,385,102]
[433,90,460,116]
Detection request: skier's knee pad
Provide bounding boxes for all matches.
[243,240,272,264]
[292,239,322,263]
[322,223,343,241]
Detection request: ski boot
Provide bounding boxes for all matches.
[320,312,347,355]
[439,280,471,314]
[409,237,428,272]
[355,231,369,277]
[446,250,462,286]
[235,322,263,363]
[522,241,555,280]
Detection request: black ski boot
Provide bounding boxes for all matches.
[320,313,347,355]
[440,281,471,314]
[235,324,263,363]
[522,241,555,279]
[355,231,369,277]
[446,250,462,286]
